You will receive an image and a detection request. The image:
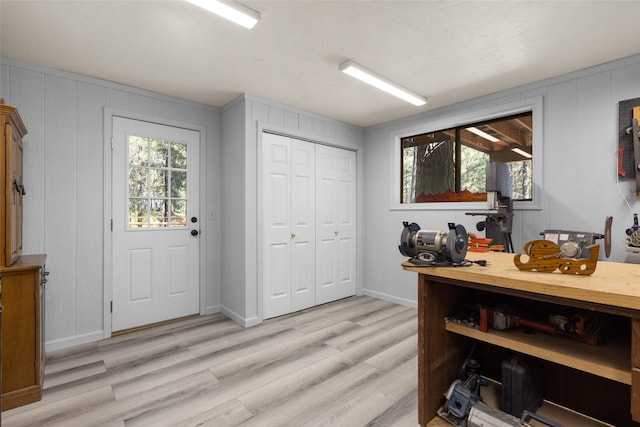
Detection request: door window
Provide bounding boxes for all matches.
[127,135,189,229]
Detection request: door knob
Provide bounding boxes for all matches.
[191,229,199,236]
[291,232,296,239]
[191,216,198,223]
[334,230,339,236]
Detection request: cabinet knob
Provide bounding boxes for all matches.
[334,230,339,236]
[291,232,296,239]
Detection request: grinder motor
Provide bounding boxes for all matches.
[399,222,468,265]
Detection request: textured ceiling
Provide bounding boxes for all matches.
[2,0,640,127]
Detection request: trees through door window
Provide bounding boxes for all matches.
[127,135,189,228]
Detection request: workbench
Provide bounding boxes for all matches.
[403,252,640,426]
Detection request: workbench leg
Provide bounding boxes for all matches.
[418,275,467,426]
[632,317,640,422]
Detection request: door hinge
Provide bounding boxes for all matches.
[110,219,113,231]
[111,138,115,150]
[110,301,113,313]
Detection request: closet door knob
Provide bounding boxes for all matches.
[334,230,339,236]
[291,232,296,239]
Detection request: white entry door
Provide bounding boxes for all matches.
[112,117,200,332]
[262,133,316,319]
[316,144,356,304]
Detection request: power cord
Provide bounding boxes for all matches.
[464,259,489,266]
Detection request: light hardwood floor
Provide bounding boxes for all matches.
[3,296,418,427]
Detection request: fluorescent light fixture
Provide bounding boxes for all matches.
[466,127,501,143]
[511,147,532,159]
[338,60,427,106]
[186,0,260,29]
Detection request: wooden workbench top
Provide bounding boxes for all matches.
[402,251,640,312]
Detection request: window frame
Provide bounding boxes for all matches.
[390,96,543,211]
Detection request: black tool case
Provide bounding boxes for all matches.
[501,354,543,417]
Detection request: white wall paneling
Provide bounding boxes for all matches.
[363,54,640,308]
[1,59,221,351]
[4,52,640,348]
[222,95,365,326]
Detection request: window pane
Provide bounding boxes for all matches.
[149,169,168,197]
[402,131,455,203]
[509,160,533,200]
[150,139,168,167]
[129,167,148,197]
[129,136,149,166]
[171,142,187,169]
[171,171,187,198]
[460,145,489,193]
[129,199,148,228]
[150,199,168,227]
[171,199,187,226]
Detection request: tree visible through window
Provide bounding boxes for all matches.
[128,135,188,228]
[401,112,532,203]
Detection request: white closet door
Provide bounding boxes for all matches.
[290,140,316,312]
[262,133,316,319]
[316,144,356,304]
[262,133,292,318]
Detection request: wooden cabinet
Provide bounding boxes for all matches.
[403,252,640,427]
[0,101,46,411]
[1,102,27,267]
[0,255,46,410]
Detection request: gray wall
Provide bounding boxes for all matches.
[1,59,222,351]
[363,54,640,307]
[221,94,365,326]
[3,52,640,350]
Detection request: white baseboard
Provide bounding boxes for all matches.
[363,289,417,309]
[221,305,262,328]
[204,304,221,315]
[45,330,105,353]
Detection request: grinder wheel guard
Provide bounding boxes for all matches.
[446,224,468,264]
[399,222,468,265]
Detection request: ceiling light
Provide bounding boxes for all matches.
[186,0,260,29]
[466,127,501,143]
[338,60,427,107]
[511,147,532,159]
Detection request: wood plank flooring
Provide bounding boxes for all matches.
[3,296,418,427]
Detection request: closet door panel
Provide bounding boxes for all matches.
[290,140,315,312]
[316,145,356,304]
[262,133,292,319]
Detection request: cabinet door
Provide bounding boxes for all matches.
[1,269,37,393]
[4,123,23,266]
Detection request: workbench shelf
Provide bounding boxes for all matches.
[445,322,631,385]
[403,252,640,427]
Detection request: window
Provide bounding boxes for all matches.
[401,112,533,204]
[127,135,189,228]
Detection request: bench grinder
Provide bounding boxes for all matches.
[399,222,468,266]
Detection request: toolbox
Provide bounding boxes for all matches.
[501,355,543,417]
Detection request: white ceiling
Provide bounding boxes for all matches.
[2,0,640,127]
